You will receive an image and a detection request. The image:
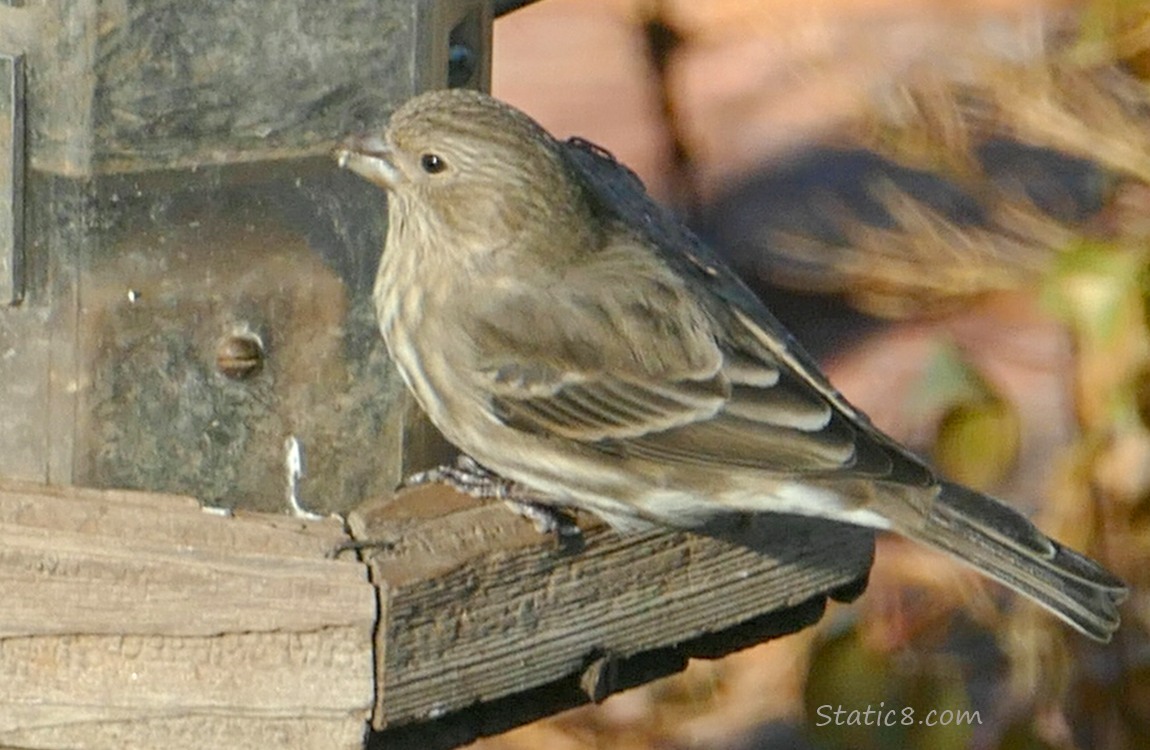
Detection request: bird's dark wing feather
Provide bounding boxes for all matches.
[491,370,729,441]
[486,331,908,479]
[617,362,896,476]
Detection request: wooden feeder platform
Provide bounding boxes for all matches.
[0,479,873,749]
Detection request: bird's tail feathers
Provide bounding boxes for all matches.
[902,481,1126,642]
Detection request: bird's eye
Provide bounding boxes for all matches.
[420,153,447,174]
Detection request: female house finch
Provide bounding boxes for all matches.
[335,89,1125,642]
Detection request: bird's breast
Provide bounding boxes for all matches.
[373,239,488,440]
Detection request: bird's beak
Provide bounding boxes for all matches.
[333,134,400,190]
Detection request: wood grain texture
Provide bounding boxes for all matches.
[353,483,874,740]
[0,480,376,750]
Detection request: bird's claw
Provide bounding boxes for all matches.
[502,498,581,537]
[402,454,521,499]
[402,454,581,540]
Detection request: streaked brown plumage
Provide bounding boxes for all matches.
[335,88,1126,642]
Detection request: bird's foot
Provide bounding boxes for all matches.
[403,453,521,499]
[502,497,581,538]
[402,454,582,539]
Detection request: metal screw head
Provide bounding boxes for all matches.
[215,332,265,380]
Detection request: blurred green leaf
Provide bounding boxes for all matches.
[900,667,977,750]
[805,630,893,750]
[913,343,1019,490]
[914,341,998,412]
[935,400,1021,492]
[1070,0,1150,66]
[1042,239,1142,343]
[804,630,976,750]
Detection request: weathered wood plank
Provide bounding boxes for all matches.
[353,484,874,741]
[0,480,376,750]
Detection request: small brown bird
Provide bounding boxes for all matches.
[335,88,1126,642]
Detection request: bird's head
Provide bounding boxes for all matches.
[335,89,595,257]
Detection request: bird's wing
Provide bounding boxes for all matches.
[473,243,927,482]
[486,342,905,479]
[472,243,737,445]
[488,367,727,441]
[615,356,897,477]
